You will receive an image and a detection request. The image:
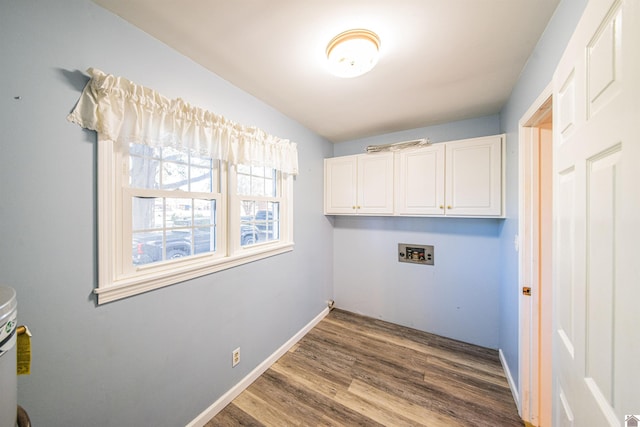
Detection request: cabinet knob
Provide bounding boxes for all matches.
[447,205,452,209]
[352,206,356,209]
[439,205,444,209]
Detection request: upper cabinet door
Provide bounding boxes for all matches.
[324,152,394,215]
[395,144,445,215]
[445,135,503,216]
[357,152,394,215]
[324,155,358,214]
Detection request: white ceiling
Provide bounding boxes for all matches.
[93,0,560,142]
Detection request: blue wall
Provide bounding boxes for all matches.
[497,0,588,392]
[332,116,504,348]
[0,1,333,426]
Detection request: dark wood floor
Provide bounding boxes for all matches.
[207,309,523,426]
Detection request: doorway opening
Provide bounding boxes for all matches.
[518,87,553,427]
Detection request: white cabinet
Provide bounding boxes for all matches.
[395,143,445,215]
[324,152,394,215]
[395,135,504,217]
[395,134,504,217]
[325,134,504,218]
[324,156,357,214]
[445,135,503,216]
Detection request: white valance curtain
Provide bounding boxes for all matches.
[67,68,299,175]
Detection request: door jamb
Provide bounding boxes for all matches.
[518,82,553,426]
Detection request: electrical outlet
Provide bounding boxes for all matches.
[232,347,240,367]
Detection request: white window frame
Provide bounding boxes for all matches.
[229,164,291,250]
[95,137,294,304]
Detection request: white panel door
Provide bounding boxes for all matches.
[445,135,503,216]
[552,0,640,426]
[395,144,445,215]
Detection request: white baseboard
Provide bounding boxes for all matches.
[186,307,330,427]
[499,348,520,412]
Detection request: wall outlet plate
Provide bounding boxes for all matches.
[232,347,240,367]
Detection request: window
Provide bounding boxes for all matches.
[66,69,298,304]
[236,164,281,244]
[96,139,293,304]
[129,144,221,266]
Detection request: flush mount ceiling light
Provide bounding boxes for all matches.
[326,29,381,78]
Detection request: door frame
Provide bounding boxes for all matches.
[518,83,553,426]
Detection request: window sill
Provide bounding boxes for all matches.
[95,242,294,304]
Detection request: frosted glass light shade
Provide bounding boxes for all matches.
[326,29,380,78]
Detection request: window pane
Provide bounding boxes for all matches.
[237,174,251,196]
[265,177,275,197]
[194,226,215,254]
[132,197,217,266]
[251,177,265,197]
[256,202,279,242]
[240,219,258,247]
[132,197,163,230]
[193,199,215,226]
[242,200,257,218]
[132,231,163,265]
[190,166,212,192]
[166,198,192,224]
[263,168,277,197]
[130,143,217,193]
[165,229,193,259]
[162,162,189,191]
[129,145,161,189]
[236,165,277,197]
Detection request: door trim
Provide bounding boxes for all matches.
[518,83,553,426]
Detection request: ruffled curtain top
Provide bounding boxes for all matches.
[67,68,299,175]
